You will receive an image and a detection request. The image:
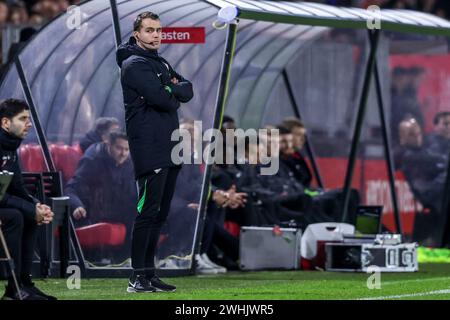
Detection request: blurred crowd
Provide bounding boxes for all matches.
[0,0,81,26]
[0,0,448,27]
[0,0,449,65]
[313,0,450,19]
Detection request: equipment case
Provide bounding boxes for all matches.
[239,226,302,270]
[325,242,418,272]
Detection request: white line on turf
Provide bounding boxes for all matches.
[382,276,450,286]
[359,288,450,300]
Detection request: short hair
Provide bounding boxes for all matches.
[109,131,128,145]
[133,11,160,31]
[222,115,235,125]
[433,111,450,125]
[282,117,305,132]
[276,125,291,135]
[0,99,30,120]
[94,117,120,136]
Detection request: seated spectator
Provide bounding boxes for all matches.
[395,118,448,245]
[199,116,247,272]
[395,118,447,208]
[156,119,204,266]
[30,0,60,21]
[156,119,244,273]
[8,1,28,25]
[7,27,37,63]
[282,117,313,188]
[238,125,359,229]
[390,67,425,146]
[79,117,120,153]
[65,131,136,263]
[427,111,450,160]
[0,1,9,26]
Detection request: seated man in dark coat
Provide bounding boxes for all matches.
[281,117,312,188]
[395,118,447,246]
[65,131,137,263]
[396,118,447,209]
[426,111,450,161]
[238,124,359,229]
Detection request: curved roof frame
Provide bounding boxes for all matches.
[201,0,450,237]
[206,0,450,36]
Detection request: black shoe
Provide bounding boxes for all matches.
[1,285,46,300]
[23,283,57,300]
[127,275,157,293]
[148,275,176,292]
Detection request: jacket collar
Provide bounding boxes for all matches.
[0,128,23,151]
[116,37,160,67]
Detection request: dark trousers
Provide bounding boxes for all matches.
[201,203,239,261]
[131,166,181,277]
[0,208,37,285]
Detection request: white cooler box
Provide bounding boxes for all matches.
[239,226,302,270]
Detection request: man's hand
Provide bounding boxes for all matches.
[213,185,248,209]
[35,203,54,225]
[188,203,199,210]
[171,77,179,85]
[212,190,230,208]
[73,207,87,220]
[225,185,248,209]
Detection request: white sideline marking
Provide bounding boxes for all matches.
[382,276,450,286]
[359,288,450,300]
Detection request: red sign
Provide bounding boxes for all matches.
[161,27,205,44]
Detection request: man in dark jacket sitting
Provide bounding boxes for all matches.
[65,131,136,263]
[0,99,55,300]
[116,11,193,293]
[427,111,450,161]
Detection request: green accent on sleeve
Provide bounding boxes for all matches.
[164,85,172,94]
[304,188,320,197]
[137,180,148,214]
[207,184,212,202]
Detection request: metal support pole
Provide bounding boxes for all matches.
[282,69,324,189]
[373,60,403,236]
[109,0,122,48]
[192,21,238,273]
[341,29,380,223]
[15,58,56,172]
[50,197,71,278]
[0,225,22,300]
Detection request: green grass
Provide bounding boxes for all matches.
[3,263,450,300]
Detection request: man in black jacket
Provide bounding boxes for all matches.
[116,11,193,293]
[427,111,450,160]
[65,131,136,263]
[0,99,55,300]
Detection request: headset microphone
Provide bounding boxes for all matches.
[137,36,156,47]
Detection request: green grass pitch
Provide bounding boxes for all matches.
[2,263,450,300]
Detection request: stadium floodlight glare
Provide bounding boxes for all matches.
[212,5,238,30]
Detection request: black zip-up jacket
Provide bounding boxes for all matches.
[0,128,38,222]
[116,37,194,179]
[65,142,137,229]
